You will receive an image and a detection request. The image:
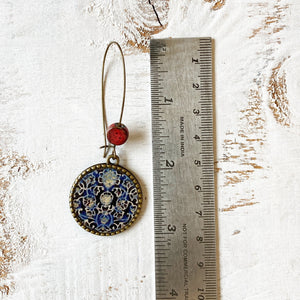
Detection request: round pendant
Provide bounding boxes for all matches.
[69,163,143,236]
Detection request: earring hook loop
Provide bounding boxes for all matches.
[101,41,126,159]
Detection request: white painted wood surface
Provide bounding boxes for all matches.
[1,0,300,299]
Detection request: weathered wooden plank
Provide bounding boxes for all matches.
[0,0,299,299]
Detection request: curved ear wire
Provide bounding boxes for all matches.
[101,41,126,159]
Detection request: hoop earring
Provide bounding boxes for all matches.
[69,42,143,236]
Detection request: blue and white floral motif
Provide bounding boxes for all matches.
[95,213,114,229]
[115,198,129,211]
[100,191,113,206]
[102,169,118,188]
[82,196,96,209]
[71,166,140,234]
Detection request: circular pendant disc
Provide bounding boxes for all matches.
[69,163,143,236]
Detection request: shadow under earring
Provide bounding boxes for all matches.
[69,42,143,236]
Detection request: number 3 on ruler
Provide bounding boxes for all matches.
[167,224,176,232]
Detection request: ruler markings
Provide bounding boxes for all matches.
[151,38,217,300]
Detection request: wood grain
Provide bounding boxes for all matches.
[86,0,169,53]
[203,0,226,11]
[268,58,290,126]
[0,150,40,295]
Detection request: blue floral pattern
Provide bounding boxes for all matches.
[70,164,142,235]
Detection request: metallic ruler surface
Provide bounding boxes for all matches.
[150,38,217,300]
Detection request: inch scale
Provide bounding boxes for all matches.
[150,38,217,300]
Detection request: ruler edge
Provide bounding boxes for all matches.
[150,37,219,300]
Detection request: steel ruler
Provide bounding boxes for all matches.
[150,38,217,300]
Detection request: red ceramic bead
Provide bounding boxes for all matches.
[107,123,129,146]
